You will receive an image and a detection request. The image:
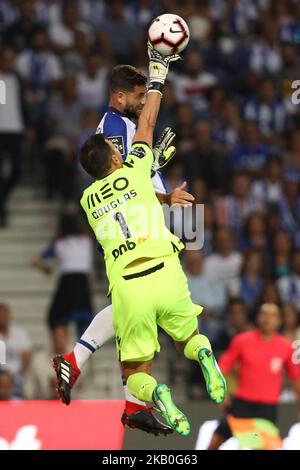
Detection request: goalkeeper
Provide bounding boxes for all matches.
[61,45,226,436]
[53,70,194,434]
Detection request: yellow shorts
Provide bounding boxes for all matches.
[111,254,203,362]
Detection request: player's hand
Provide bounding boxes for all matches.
[152,127,176,172]
[147,41,181,87]
[167,181,195,207]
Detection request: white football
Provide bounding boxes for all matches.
[148,13,190,56]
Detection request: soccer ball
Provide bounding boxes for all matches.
[148,13,190,56]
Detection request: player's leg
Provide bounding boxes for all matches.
[114,262,189,436]
[124,366,190,437]
[53,300,171,436]
[207,420,232,450]
[53,304,114,404]
[177,332,226,404]
[157,255,226,404]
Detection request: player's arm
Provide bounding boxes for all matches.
[132,90,162,149]
[156,182,194,207]
[133,44,180,148]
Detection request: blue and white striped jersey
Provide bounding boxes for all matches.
[96,107,167,194]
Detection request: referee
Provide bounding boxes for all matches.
[208,303,300,449]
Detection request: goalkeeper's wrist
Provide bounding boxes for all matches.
[148,81,164,95]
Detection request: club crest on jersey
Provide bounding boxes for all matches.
[131,146,147,159]
[108,136,125,156]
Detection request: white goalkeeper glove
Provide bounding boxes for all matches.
[152,127,176,174]
[147,41,181,94]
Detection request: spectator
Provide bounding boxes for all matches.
[0,46,25,227]
[277,250,300,314]
[240,213,269,252]
[280,43,300,116]
[0,304,31,398]
[170,51,218,113]
[243,78,288,142]
[278,169,300,247]
[77,53,108,110]
[0,370,15,401]
[271,231,292,279]
[214,172,263,239]
[155,81,177,136]
[204,226,243,297]
[214,299,253,352]
[32,211,94,340]
[212,99,241,151]
[285,130,300,172]
[16,27,62,132]
[183,120,230,191]
[237,251,266,320]
[248,18,282,76]
[183,250,228,342]
[261,281,281,305]
[250,155,283,208]
[202,202,215,256]
[2,0,39,51]
[174,103,195,153]
[97,0,141,63]
[0,0,20,34]
[281,303,300,343]
[228,121,274,175]
[44,77,83,199]
[49,0,92,58]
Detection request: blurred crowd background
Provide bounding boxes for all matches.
[0,0,300,403]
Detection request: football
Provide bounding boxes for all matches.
[148,13,190,56]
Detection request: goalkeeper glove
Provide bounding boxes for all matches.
[147,41,181,94]
[152,127,176,174]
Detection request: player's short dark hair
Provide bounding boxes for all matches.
[79,133,114,179]
[109,65,147,94]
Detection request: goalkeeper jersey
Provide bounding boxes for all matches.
[80,142,184,292]
[96,107,167,194]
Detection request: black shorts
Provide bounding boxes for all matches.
[48,273,93,329]
[215,398,278,441]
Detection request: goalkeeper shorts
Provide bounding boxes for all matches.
[111,254,203,362]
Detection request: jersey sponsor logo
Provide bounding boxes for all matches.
[112,240,136,260]
[87,178,131,209]
[130,146,147,159]
[108,136,125,156]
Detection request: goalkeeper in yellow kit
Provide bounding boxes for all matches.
[79,44,226,436]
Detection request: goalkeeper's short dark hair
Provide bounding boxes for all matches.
[109,65,147,94]
[79,134,113,179]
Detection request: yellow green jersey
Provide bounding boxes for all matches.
[80,142,184,292]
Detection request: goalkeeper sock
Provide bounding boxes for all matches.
[183,334,212,362]
[74,304,114,369]
[127,373,157,404]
